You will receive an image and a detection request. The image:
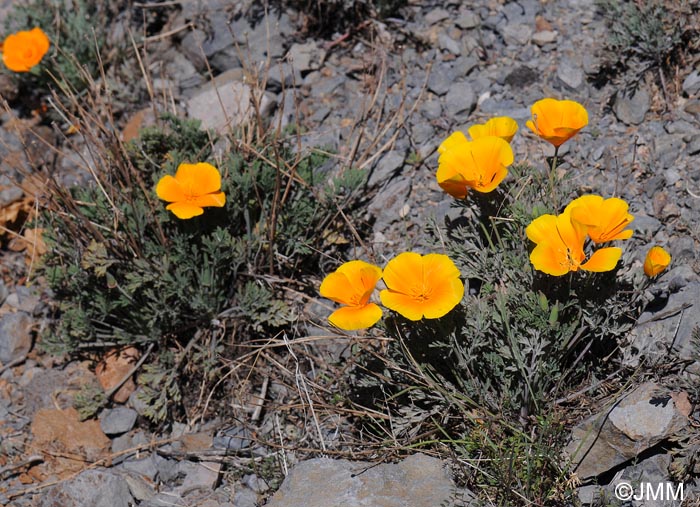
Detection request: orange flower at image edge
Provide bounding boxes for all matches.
[2,27,50,72]
[380,252,464,321]
[156,162,226,219]
[526,98,588,147]
[644,246,671,277]
[319,260,383,330]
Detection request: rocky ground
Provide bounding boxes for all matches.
[0,0,699,505]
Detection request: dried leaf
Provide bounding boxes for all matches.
[95,347,140,403]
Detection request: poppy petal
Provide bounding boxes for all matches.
[328,303,383,330]
[525,214,558,244]
[165,202,204,219]
[580,247,621,272]
[191,192,227,208]
[436,163,470,199]
[320,271,354,306]
[644,246,671,277]
[379,289,425,321]
[382,252,425,296]
[156,175,186,202]
[438,131,469,155]
[421,277,464,319]
[175,162,222,195]
[529,242,570,276]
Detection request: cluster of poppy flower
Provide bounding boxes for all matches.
[319,253,464,330]
[436,97,671,279]
[1,27,50,72]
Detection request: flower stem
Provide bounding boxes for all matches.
[548,146,560,209]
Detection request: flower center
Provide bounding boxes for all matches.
[410,285,432,302]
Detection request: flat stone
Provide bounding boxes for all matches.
[455,10,480,29]
[557,56,584,90]
[682,69,700,96]
[175,460,222,495]
[532,30,557,46]
[424,8,450,25]
[564,382,688,479]
[0,312,33,364]
[654,134,685,169]
[613,87,650,125]
[187,70,274,134]
[501,23,533,46]
[368,151,405,187]
[38,470,132,507]
[439,33,461,55]
[100,407,138,436]
[265,454,475,507]
[287,41,326,73]
[444,81,475,116]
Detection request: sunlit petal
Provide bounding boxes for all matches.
[644,246,671,277]
[191,192,226,208]
[175,162,222,195]
[156,175,186,203]
[468,116,518,143]
[438,131,469,155]
[379,290,424,321]
[526,214,558,244]
[436,163,470,199]
[421,277,464,319]
[529,242,571,276]
[382,252,424,296]
[468,136,513,192]
[580,247,621,272]
[166,202,204,219]
[328,303,383,330]
[527,98,588,147]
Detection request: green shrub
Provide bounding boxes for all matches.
[40,115,359,421]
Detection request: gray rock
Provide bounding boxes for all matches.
[532,30,557,46]
[187,70,274,134]
[122,455,160,481]
[213,425,252,451]
[265,454,475,507]
[142,492,185,507]
[654,134,685,170]
[123,472,157,502]
[100,407,137,436]
[243,473,270,494]
[614,88,650,125]
[0,312,33,364]
[233,486,258,507]
[428,64,458,96]
[682,69,700,96]
[38,469,133,507]
[176,460,222,495]
[439,33,461,55]
[0,281,7,307]
[504,66,539,87]
[287,42,326,73]
[687,134,700,155]
[624,283,700,370]
[5,286,40,314]
[557,57,584,90]
[670,236,696,264]
[368,151,405,187]
[501,23,533,46]
[565,382,689,479]
[267,62,302,91]
[444,81,475,116]
[424,8,450,25]
[455,10,480,29]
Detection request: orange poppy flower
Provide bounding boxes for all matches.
[155,162,226,219]
[319,260,383,330]
[436,136,514,198]
[380,252,463,321]
[437,131,469,155]
[526,211,621,276]
[2,27,50,72]
[643,246,671,277]
[565,194,634,243]
[526,98,588,147]
[468,116,519,143]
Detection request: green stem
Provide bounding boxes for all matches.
[548,146,560,209]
